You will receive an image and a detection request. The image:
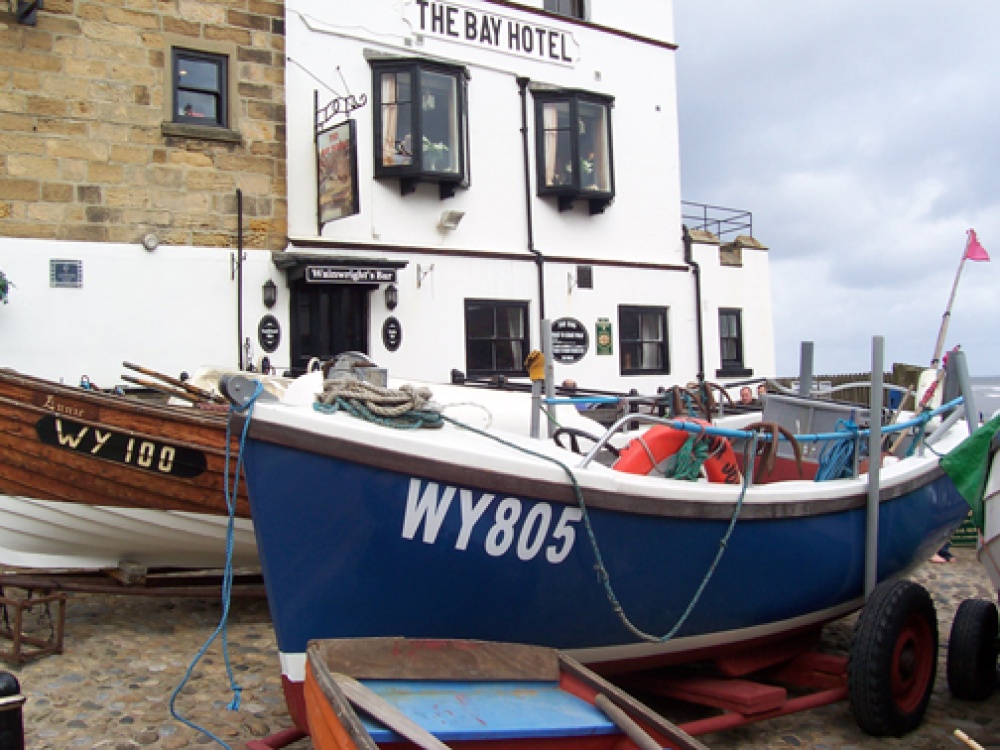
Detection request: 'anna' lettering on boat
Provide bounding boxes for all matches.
[402,479,582,563]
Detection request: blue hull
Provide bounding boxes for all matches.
[241,435,967,666]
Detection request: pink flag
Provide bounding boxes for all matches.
[965,229,990,262]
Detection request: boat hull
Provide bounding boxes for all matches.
[0,369,253,569]
[238,399,968,732]
[978,447,1000,591]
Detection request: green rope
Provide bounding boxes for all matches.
[669,435,708,480]
[313,397,444,429]
[440,413,757,644]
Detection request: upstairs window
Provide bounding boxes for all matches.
[717,308,752,377]
[372,59,468,198]
[534,90,614,213]
[173,49,228,128]
[619,306,668,375]
[465,300,529,378]
[545,0,586,20]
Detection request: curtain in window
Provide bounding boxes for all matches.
[381,74,398,166]
[543,102,559,186]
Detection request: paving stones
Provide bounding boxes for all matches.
[7,548,999,749]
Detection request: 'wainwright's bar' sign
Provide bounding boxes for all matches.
[306,267,397,284]
[405,0,580,66]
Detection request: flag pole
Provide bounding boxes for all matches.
[929,231,973,370]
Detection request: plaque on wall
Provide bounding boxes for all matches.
[382,316,402,352]
[551,317,589,364]
[258,314,281,353]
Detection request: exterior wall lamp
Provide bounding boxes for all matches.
[385,283,399,310]
[262,279,277,308]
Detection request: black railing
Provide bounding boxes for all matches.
[682,201,752,240]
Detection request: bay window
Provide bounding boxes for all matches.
[534,90,614,213]
[372,59,468,198]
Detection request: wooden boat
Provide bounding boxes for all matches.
[304,637,706,750]
[224,368,972,736]
[0,368,257,569]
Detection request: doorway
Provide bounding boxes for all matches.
[289,282,371,374]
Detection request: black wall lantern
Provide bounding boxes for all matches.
[384,284,399,311]
[262,279,277,309]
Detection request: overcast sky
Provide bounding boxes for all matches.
[672,2,1000,378]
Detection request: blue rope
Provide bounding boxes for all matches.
[169,380,263,748]
[814,418,859,481]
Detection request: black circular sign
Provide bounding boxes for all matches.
[551,317,589,364]
[258,314,281,353]
[382,316,402,352]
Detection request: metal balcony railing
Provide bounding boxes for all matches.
[681,201,753,240]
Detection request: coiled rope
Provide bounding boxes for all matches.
[814,418,859,481]
[169,380,263,749]
[313,379,443,429]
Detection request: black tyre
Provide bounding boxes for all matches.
[848,579,938,737]
[947,598,999,700]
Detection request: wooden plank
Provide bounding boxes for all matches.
[558,654,711,750]
[332,673,452,750]
[311,637,560,682]
[634,673,787,715]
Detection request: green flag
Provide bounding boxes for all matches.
[940,412,1000,531]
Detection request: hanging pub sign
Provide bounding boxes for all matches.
[596,318,613,356]
[316,119,359,228]
[550,317,588,364]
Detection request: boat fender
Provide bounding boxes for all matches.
[613,419,742,484]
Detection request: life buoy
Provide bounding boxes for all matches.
[613,419,742,484]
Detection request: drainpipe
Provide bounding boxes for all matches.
[518,77,545,320]
[236,188,244,370]
[683,226,705,384]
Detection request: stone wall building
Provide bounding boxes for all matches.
[0,0,289,382]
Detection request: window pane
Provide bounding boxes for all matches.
[642,343,663,370]
[178,57,219,91]
[578,101,610,192]
[545,0,584,18]
[468,340,494,371]
[381,72,413,166]
[542,101,573,187]
[177,91,217,120]
[498,306,524,338]
[421,71,458,174]
[466,304,496,338]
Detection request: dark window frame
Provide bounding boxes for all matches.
[716,308,752,378]
[371,58,470,199]
[533,89,615,214]
[618,305,669,376]
[544,0,586,20]
[464,299,531,378]
[172,48,229,128]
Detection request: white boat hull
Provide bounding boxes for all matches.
[0,494,257,570]
[978,453,1000,592]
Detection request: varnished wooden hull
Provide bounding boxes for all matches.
[0,369,256,569]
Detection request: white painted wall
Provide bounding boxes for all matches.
[0,239,288,387]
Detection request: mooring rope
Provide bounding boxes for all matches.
[169,379,263,749]
[439,413,758,644]
[314,378,444,429]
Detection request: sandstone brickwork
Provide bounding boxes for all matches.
[0,0,287,250]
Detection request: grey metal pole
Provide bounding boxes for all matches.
[798,341,814,397]
[541,319,555,438]
[865,336,884,598]
[949,349,978,433]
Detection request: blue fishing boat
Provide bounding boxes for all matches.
[225,370,971,738]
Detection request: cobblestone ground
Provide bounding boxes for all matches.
[6,547,999,749]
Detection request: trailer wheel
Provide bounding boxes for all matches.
[848,579,938,737]
[947,598,998,700]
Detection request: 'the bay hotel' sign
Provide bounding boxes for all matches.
[406,0,580,66]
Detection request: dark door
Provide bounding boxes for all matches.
[290,283,371,373]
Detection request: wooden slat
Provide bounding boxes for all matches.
[332,673,452,750]
[311,637,560,682]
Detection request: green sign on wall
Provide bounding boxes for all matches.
[596,318,613,355]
